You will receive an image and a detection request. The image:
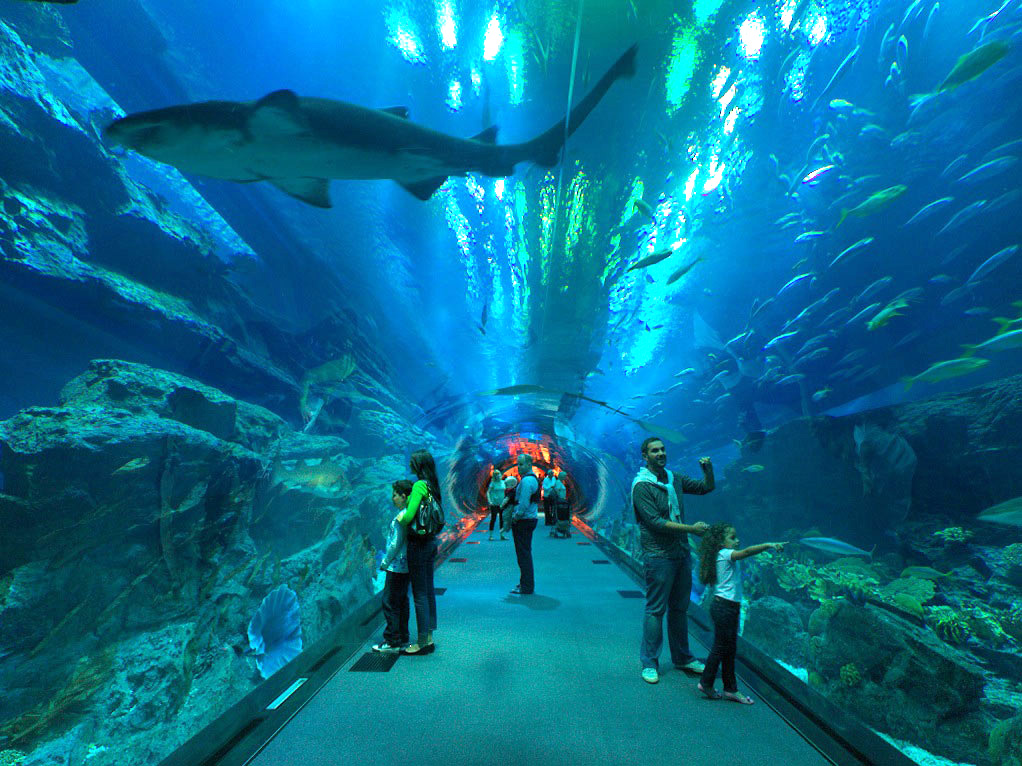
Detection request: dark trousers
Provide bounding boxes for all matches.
[701,597,740,693]
[488,504,503,531]
[406,534,437,645]
[543,498,555,525]
[511,518,538,593]
[381,570,410,646]
[640,555,693,669]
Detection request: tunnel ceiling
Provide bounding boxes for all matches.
[7,0,1018,483]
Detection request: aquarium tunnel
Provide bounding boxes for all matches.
[1,1,1021,765]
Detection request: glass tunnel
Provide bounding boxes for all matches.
[1,0,1021,765]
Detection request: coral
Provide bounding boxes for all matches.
[0,751,26,766]
[824,557,879,578]
[879,577,936,606]
[934,526,973,544]
[808,671,825,689]
[840,662,862,687]
[964,606,1009,647]
[777,562,815,592]
[832,574,875,605]
[808,578,830,603]
[808,600,840,635]
[247,585,302,679]
[926,605,972,645]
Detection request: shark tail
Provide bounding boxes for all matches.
[504,43,637,169]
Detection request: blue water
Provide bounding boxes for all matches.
[1,0,1021,764]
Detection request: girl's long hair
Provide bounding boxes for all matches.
[698,522,734,586]
[410,449,442,508]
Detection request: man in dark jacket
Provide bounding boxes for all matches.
[632,436,714,684]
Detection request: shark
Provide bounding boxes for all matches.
[104,44,638,208]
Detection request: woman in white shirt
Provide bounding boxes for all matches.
[696,523,785,704]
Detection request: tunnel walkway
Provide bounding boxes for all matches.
[248,520,833,766]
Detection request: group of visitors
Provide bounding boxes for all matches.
[373,435,783,708]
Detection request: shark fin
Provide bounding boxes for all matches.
[472,125,499,143]
[251,90,308,136]
[269,177,332,208]
[398,177,448,200]
[381,106,410,119]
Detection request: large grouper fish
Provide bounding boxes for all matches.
[104,44,638,208]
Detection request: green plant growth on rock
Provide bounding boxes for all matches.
[926,605,972,645]
[964,606,1010,647]
[0,649,114,746]
[1004,605,1022,643]
[0,750,27,766]
[990,714,1022,766]
[934,526,973,544]
[839,662,862,687]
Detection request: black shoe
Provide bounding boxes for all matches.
[510,585,522,594]
[401,643,435,655]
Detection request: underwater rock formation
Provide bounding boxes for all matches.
[742,596,809,668]
[810,600,989,765]
[0,360,445,765]
[700,373,1022,547]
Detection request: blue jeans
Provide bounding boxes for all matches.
[512,518,537,593]
[640,555,693,669]
[406,534,437,644]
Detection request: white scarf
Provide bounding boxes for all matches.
[632,467,681,522]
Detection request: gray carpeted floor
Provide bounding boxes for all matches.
[250,519,832,766]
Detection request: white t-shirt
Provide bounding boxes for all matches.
[714,549,741,602]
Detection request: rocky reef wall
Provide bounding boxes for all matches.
[700,373,1022,548]
[0,360,447,766]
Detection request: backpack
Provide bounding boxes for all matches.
[524,476,541,506]
[410,491,445,536]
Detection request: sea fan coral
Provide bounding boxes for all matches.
[248,584,303,679]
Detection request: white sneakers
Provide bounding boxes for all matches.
[642,660,704,684]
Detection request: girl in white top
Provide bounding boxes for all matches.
[696,522,785,704]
